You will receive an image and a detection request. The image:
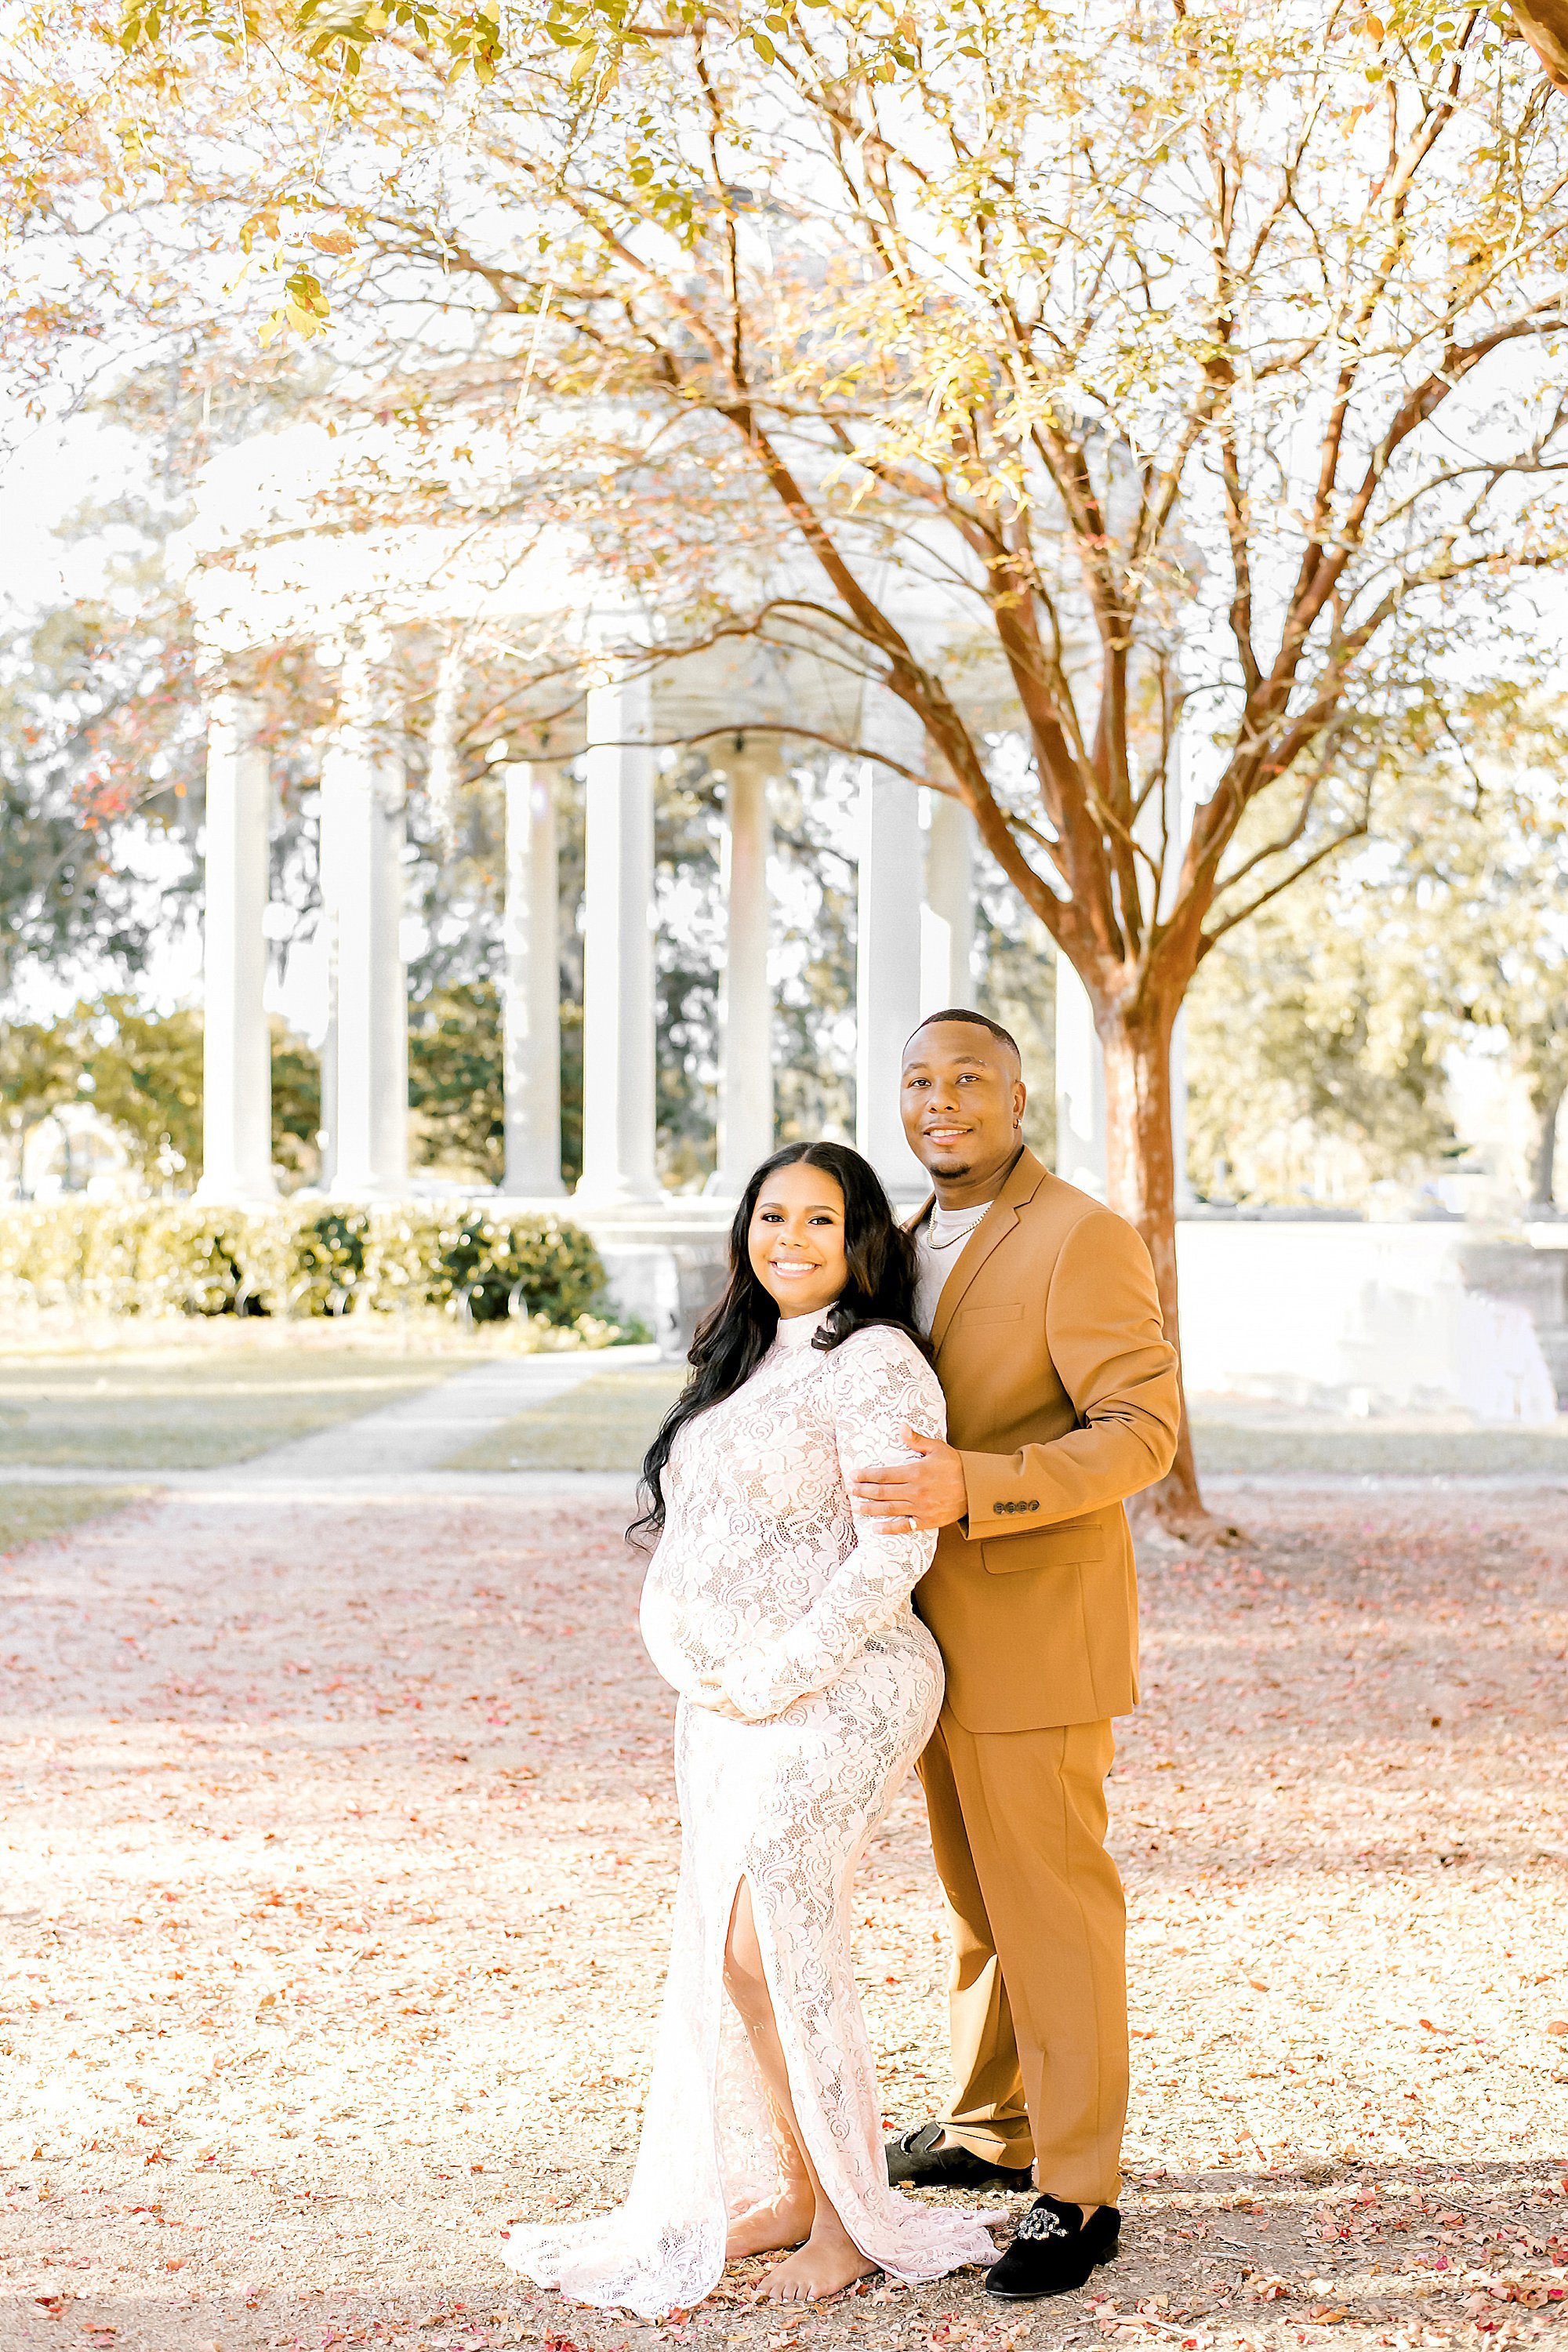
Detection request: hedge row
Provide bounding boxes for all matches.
[0,1199,617,1330]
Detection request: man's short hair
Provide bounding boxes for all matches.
[905,1007,1022,1060]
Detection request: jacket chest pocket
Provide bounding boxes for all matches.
[956,1301,1024,1329]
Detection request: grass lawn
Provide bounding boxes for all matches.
[1191,1404,1568,1475]
[0,1341,461,1471]
[0,1483,147,1554]
[448,1367,1568,1479]
[445,1365,688,1472]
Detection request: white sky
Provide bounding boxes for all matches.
[0,397,144,607]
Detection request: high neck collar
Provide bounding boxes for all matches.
[772,1308,831,1353]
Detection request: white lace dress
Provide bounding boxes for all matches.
[501,1311,1000,2316]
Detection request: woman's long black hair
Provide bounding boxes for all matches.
[629,1140,928,1548]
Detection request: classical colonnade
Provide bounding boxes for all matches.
[195,650,1036,1210]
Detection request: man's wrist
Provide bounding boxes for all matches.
[955,1447,1040,1537]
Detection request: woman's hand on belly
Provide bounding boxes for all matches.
[691,1673,748,1722]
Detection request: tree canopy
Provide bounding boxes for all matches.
[9,0,1568,1514]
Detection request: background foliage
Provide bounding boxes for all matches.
[1188,699,1568,1210]
[0,1198,617,1327]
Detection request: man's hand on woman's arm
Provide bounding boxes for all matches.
[850,1425,969,1532]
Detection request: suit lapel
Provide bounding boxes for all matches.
[929,1146,1046,1355]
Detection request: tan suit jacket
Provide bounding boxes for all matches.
[912,1146,1180,1735]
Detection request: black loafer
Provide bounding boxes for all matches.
[886,2122,1032,2191]
[985,2193,1120,2299]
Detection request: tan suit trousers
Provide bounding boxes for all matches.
[916,1712,1127,2208]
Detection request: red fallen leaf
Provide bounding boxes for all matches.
[1546,2020,1568,2036]
[34,2294,70,2318]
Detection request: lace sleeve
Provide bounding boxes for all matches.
[720,1329,945,1721]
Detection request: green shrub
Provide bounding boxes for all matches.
[283,1209,368,1317]
[0,1198,613,1331]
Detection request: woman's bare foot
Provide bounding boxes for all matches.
[726,2183,815,2259]
[753,2215,879,2303]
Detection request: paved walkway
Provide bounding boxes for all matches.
[240,1352,626,1485]
[8,1461,1568,1501]
[0,1351,648,1500]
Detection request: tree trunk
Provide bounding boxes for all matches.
[1510,0,1568,93]
[1530,1076,1565,1210]
[1098,991,1218,1534]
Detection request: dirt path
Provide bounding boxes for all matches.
[2,1483,1565,2352]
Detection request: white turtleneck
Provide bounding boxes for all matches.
[913,1200,992,1335]
[772,1307,831,1351]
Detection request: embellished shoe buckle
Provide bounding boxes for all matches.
[1016,2204,1073,2243]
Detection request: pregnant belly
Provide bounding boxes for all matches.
[676,1622,945,1870]
[734,1617,943,1747]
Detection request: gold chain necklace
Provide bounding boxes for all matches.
[926,1210,988,1253]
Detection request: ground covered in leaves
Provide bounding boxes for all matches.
[2,1477,1565,2352]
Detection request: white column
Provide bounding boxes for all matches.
[714,748,775,1197]
[196,693,276,1203]
[856,683,927,1200]
[1054,949,1106,1199]
[322,638,408,1198]
[501,761,564,1196]
[575,667,662,1203]
[920,791,975,1014]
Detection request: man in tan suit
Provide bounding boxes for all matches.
[851,1008,1180,2299]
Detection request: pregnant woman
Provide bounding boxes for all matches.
[503,1141,999,2317]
